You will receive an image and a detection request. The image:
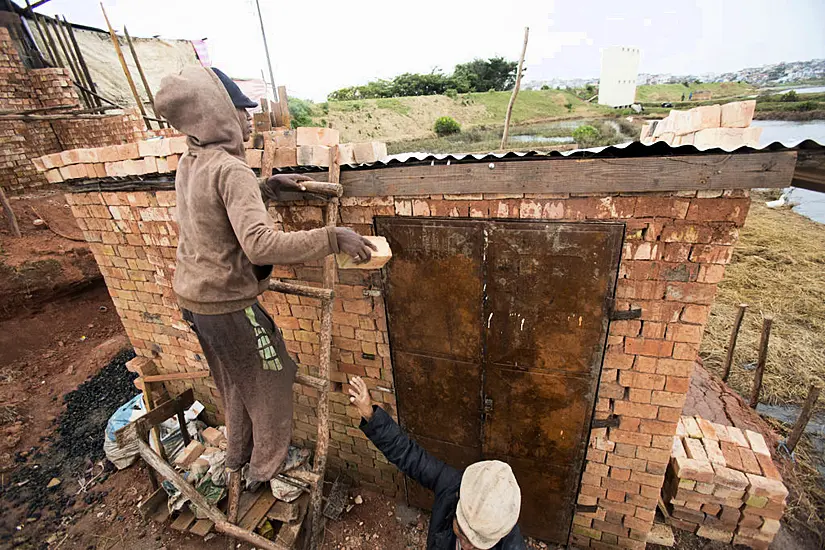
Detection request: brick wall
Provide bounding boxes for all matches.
[65,186,750,544]
[0,27,170,194]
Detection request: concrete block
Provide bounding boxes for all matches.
[297,145,330,167]
[671,436,687,458]
[712,463,749,490]
[202,426,226,447]
[702,439,726,466]
[726,426,749,447]
[77,148,99,164]
[746,473,788,501]
[32,157,47,172]
[692,128,750,151]
[743,126,762,147]
[41,153,64,169]
[696,525,733,543]
[271,129,297,148]
[721,100,756,128]
[338,142,355,165]
[681,416,702,438]
[745,429,771,456]
[45,169,63,183]
[60,148,82,166]
[296,127,339,147]
[168,136,188,155]
[138,138,172,157]
[97,145,120,163]
[683,437,708,461]
[671,456,714,483]
[337,236,392,270]
[273,147,298,168]
[174,440,205,467]
[694,105,722,129]
[116,143,140,161]
[168,155,180,171]
[245,149,263,169]
[353,142,388,164]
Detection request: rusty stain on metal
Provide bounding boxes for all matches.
[376,218,623,544]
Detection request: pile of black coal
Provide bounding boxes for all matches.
[1,349,137,545]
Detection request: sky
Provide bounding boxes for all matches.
[30,0,825,101]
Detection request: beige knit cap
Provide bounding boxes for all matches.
[455,460,521,549]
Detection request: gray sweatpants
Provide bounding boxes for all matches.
[182,302,297,481]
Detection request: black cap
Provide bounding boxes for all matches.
[211,67,258,109]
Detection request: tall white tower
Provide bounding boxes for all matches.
[598,46,641,108]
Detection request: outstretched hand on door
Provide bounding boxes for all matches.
[348,376,374,421]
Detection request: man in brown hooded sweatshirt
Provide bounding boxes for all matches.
[154,66,374,485]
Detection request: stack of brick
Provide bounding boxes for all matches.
[32,136,188,182]
[663,415,787,548]
[245,127,388,172]
[640,101,762,150]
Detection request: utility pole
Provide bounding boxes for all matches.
[255,0,277,102]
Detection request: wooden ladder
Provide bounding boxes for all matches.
[257,144,344,549]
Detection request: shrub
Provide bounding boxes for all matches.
[781,90,798,102]
[288,97,315,128]
[445,88,458,99]
[434,116,461,136]
[572,125,600,147]
[564,102,573,113]
[541,84,550,90]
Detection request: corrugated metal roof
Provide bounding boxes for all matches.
[344,138,825,170]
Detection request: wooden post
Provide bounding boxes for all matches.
[277,85,290,129]
[48,16,92,108]
[785,382,822,453]
[56,17,92,104]
[100,3,151,130]
[26,1,56,66]
[0,186,21,238]
[722,303,748,382]
[500,27,529,150]
[123,26,162,126]
[63,15,101,108]
[38,12,63,68]
[749,316,773,408]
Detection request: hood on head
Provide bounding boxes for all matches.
[155,65,245,158]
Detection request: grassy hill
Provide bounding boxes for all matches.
[308,83,762,146]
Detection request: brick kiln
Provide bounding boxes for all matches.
[34,127,798,548]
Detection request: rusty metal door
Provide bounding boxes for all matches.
[377,218,623,543]
[481,221,623,542]
[376,218,486,509]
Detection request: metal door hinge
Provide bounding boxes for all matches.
[591,415,621,429]
[608,298,642,321]
[363,289,382,297]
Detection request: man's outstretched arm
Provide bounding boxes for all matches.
[349,376,461,493]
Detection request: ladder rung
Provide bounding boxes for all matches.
[269,280,334,301]
[295,372,328,391]
[257,178,343,198]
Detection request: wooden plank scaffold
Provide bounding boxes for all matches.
[118,147,344,549]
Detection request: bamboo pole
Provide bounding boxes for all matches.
[255,0,277,103]
[62,15,101,107]
[56,16,92,105]
[48,15,91,108]
[785,382,822,453]
[123,26,162,126]
[39,13,63,68]
[749,316,773,408]
[722,303,748,382]
[0,186,22,238]
[100,3,151,130]
[26,1,56,66]
[500,27,529,150]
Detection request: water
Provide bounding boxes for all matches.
[509,135,574,144]
[769,86,825,95]
[751,119,825,223]
[756,403,825,476]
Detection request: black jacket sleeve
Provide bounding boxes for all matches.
[360,406,461,494]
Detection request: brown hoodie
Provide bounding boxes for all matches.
[155,66,338,314]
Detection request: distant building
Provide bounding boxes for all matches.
[598,46,641,108]
[692,90,713,101]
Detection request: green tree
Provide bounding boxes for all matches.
[288,97,315,128]
[572,125,600,147]
[453,57,518,92]
[541,84,550,90]
[781,90,798,102]
[434,116,461,136]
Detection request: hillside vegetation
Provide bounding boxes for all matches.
[312,84,761,144]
